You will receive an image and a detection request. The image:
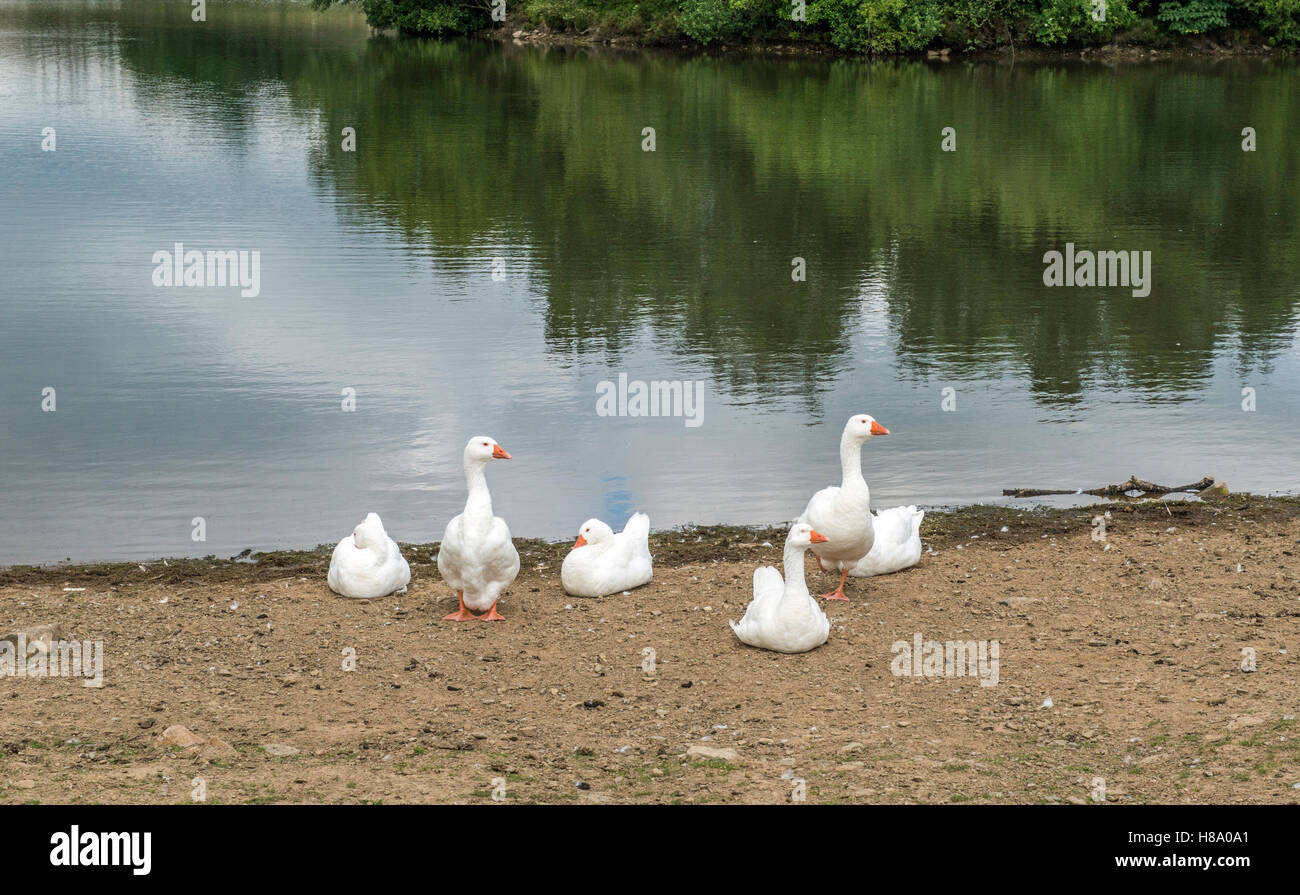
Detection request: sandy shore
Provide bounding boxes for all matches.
[2,497,1298,804]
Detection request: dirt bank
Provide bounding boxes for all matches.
[2,497,1298,804]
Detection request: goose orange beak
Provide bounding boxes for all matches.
[573,534,587,549]
[810,529,829,544]
[492,444,511,459]
[870,421,890,436]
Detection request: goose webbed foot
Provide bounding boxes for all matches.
[443,591,478,621]
[819,569,850,601]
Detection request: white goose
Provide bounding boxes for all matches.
[327,512,411,599]
[436,436,520,621]
[798,413,890,600]
[848,506,924,577]
[561,512,653,598]
[729,523,831,654]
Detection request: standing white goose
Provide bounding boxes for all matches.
[729,523,831,654]
[848,505,924,577]
[436,436,520,621]
[327,512,411,599]
[798,413,890,600]
[561,512,653,598]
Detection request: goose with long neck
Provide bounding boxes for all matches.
[436,436,520,621]
[798,414,890,600]
[729,523,831,653]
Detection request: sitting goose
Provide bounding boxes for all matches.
[327,512,410,599]
[729,523,831,654]
[561,512,653,598]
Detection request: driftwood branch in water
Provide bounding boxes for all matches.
[1003,475,1216,499]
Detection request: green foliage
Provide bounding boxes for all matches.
[807,0,945,52]
[1034,0,1140,45]
[678,0,746,43]
[1156,0,1231,32]
[311,0,489,36]
[1246,0,1300,42]
[314,0,1300,48]
[523,0,593,31]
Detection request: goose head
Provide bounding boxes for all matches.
[464,435,511,465]
[843,413,889,443]
[352,512,386,550]
[787,522,829,550]
[572,518,614,550]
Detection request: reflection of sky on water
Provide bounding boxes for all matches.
[1,1,1297,563]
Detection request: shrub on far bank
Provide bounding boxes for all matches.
[311,0,488,35]
[313,0,1300,48]
[1247,0,1300,43]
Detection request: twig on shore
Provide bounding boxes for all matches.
[1003,475,1215,499]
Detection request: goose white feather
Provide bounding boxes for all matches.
[327,512,411,599]
[797,413,890,599]
[848,506,924,577]
[561,512,653,598]
[436,436,520,621]
[729,523,830,654]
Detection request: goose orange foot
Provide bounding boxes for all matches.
[477,601,505,621]
[443,592,478,621]
[819,569,850,601]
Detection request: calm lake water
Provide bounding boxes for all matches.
[2,0,1298,564]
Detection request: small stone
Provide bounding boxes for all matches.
[161,725,205,749]
[685,745,740,763]
[199,737,238,760]
[1198,481,1229,499]
[998,597,1040,608]
[262,743,299,757]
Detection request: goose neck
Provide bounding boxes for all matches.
[463,460,494,520]
[839,432,867,490]
[780,544,811,603]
